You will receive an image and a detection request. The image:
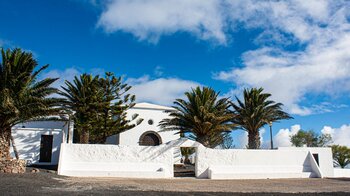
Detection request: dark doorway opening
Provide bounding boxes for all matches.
[174,147,196,177]
[312,153,319,166]
[39,135,53,163]
[139,131,162,146]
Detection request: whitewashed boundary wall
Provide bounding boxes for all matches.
[196,146,334,179]
[333,168,350,178]
[58,143,174,178]
[58,138,335,179]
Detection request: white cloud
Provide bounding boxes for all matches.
[98,0,226,44]
[235,128,267,149]
[0,38,13,48]
[42,67,200,105]
[321,125,350,147]
[96,1,350,115]
[236,131,248,149]
[259,128,269,149]
[154,65,163,77]
[127,75,200,105]
[214,1,350,115]
[41,67,105,91]
[273,124,301,147]
[41,68,81,90]
[96,1,344,44]
[274,124,350,147]
[216,32,350,115]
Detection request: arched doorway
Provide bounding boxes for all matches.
[139,131,162,146]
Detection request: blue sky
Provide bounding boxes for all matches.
[1,0,350,148]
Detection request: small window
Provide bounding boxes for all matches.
[148,119,154,125]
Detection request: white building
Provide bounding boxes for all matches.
[11,119,72,165]
[11,102,180,165]
[106,102,180,146]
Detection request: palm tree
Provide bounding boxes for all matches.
[0,48,62,160]
[181,147,195,164]
[332,145,350,168]
[59,74,101,143]
[159,86,236,148]
[230,87,292,149]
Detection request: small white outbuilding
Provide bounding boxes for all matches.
[11,119,73,165]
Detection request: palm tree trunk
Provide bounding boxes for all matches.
[10,134,19,160]
[248,131,260,149]
[0,128,11,160]
[184,155,191,164]
[196,136,210,148]
[80,130,89,144]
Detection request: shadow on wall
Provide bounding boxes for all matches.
[141,138,201,161]
[10,131,39,164]
[10,128,63,165]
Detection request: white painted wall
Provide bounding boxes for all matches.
[58,143,174,178]
[196,146,334,179]
[334,168,350,178]
[57,138,336,179]
[11,121,69,165]
[279,147,334,177]
[108,104,179,146]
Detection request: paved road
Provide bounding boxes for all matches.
[0,171,350,195]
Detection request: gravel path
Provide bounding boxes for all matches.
[0,171,350,195]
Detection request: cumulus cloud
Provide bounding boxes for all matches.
[236,131,248,149]
[273,124,350,147]
[41,68,81,90]
[97,0,226,44]
[41,67,105,91]
[127,75,200,105]
[214,1,350,115]
[42,67,200,105]
[273,124,301,147]
[216,33,350,115]
[321,125,350,147]
[96,1,350,115]
[235,128,267,149]
[154,65,164,77]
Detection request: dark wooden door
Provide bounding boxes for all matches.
[39,135,53,162]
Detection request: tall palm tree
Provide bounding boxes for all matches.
[159,86,236,148]
[0,48,62,160]
[59,74,101,143]
[230,87,292,149]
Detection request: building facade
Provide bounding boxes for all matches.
[106,102,180,146]
[12,103,179,165]
[11,120,71,165]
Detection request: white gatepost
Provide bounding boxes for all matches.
[68,120,74,144]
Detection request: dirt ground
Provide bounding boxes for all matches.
[1,169,350,195]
